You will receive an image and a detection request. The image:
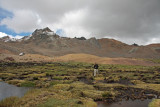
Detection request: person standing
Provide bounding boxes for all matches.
[93,63,99,77]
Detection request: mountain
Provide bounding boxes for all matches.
[0,36,19,42]
[0,27,160,58]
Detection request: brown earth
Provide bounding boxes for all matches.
[0,54,51,62]
[0,53,159,66]
[53,53,159,66]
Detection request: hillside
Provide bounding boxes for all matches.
[0,53,158,66]
[0,27,160,58]
[53,53,159,66]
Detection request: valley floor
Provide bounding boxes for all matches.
[0,62,160,107]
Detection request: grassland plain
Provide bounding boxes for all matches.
[0,62,160,107]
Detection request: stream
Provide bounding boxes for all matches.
[0,81,29,101]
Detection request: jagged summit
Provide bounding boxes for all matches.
[33,27,53,34]
[32,27,55,36]
[25,27,59,42]
[0,27,56,42]
[42,27,52,32]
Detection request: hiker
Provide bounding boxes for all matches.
[93,63,99,76]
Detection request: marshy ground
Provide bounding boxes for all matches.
[0,62,160,107]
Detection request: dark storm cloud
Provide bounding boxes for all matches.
[83,0,160,40]
[0,0,160,44]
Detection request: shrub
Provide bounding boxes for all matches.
[102,91,113,98]
[82,90,103,100]
[4,57,15,61]
[52,84,70,91]
[0,96,19,107]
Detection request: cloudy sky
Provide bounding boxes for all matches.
[0,0,160,45]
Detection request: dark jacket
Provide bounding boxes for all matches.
[94,64,99,69]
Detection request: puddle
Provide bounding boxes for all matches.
[0,82,29,101]
[97,99,153,107]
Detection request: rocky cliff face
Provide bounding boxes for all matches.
[0,27,160,58]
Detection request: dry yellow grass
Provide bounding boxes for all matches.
[0,53,51,62]
[149,99,160,107]
[53,53,158,66]
[0,53,158,66]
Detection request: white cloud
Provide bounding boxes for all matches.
[0,0,160,44]
[52,9,91,38]
[0,10,41,33]
[0,32,24,39]
[0,32,8,38]
[146,37,160,45]
[11,35,23,39]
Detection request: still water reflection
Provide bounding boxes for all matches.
[0,82,29,101]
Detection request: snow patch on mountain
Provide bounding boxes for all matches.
[0,35,24,42]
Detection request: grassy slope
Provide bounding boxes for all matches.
[1,53,159,66]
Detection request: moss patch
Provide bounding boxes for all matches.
[20,81,35,87]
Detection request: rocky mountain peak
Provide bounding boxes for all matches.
[26,27,59,42]
[0,36,17,42]
[32,27,54,36]
[42,27,52,32]
[0,36,10,39]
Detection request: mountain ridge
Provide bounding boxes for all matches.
[0,27,160,58]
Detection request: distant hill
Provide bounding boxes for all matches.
[54,53,158,66]
[0,27,160,58]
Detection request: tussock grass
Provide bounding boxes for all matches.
[0,96,19,107]
[0,62,160,106]
[149,99,160,107]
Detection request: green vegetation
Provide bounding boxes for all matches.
[38,98,84,107]
[0,62,160,106]
[149,99,160,107]
[0,96,19,107]
[146,58,160,64]
[20,81,35,87]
